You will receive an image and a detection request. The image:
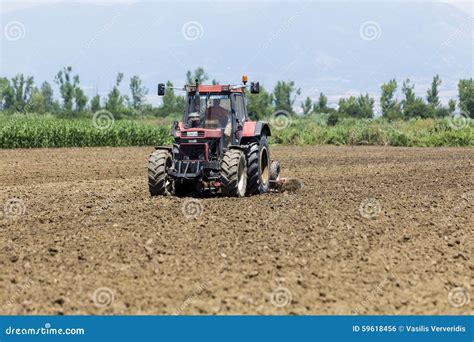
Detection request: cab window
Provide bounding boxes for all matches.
[232,93,246,122]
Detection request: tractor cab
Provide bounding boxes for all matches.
[183,85,248,146]
[157,76,259,136]
[185,91,233,130]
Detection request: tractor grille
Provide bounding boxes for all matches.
[176,160,200,175]
[182,131,205,138]
[179,144,206,161]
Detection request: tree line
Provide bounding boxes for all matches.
[0,66,473,123]
[250,76,473,125]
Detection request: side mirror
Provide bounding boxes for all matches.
[250,81,260,94]
[236,117,243,130]
[171,120,180,135]
[157,83,165,96]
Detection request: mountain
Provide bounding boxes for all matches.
[1,1,472,107]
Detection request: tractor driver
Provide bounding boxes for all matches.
[206,98,232,145]
[208,99,229,128]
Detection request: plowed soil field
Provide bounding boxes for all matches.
[0,146,472,315]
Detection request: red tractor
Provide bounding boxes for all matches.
[148,75,279,197]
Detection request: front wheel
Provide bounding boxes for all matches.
[220,149,247,197]
[148,150,172,196]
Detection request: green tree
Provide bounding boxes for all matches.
[29,89,46,114]
[381,79,401,120]
[448,99,456,114]
[161,80,177,115]
[427,75,441,108]
[402,79,415,105]
[435,107,450,118]
[401,79,416,119]
[54,66,79,114]
[338,94,374,119]
[273,80,300,114]
[175,94,185,117]
[74,87,88,113]
[0,77,14,110]
[314,92,328,112]
[247,86,274,120]
[458,78,474,118]
[159,81,185,117]
[404,97,432,119]
[211,79,219,85]
[129,75,148,111]
[40,81,54,113]
[186,67,209,84]
[106,73,128,116]
[91,94,101,113]
[327,112,340,126]
[9,74,35,112]
[357,93,375,118]
[301,97,313,115]
[338,97,356,117]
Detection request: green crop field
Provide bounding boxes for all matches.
[0,114,472,148]
[0,114,172,148]
[270,114,473,147]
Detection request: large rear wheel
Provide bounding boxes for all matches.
[148,150,172,196]
[220,149,247,197]
[246,135,270,195]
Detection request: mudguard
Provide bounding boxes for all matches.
[154,146,172,152]
[242,121,271,138]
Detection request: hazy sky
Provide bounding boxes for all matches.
[1,0,472,108]
[1,0,471,14]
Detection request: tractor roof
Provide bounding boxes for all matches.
[189,84,244,93]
